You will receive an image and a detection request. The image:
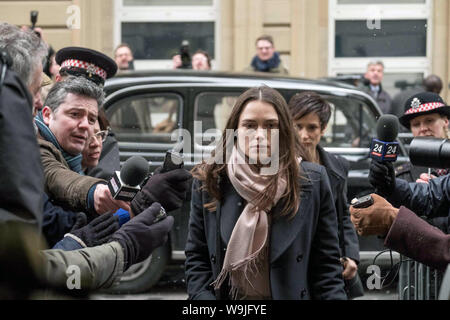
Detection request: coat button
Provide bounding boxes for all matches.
[300,289,307,298]
[211,254,216,263]
[237,201,242,207]
[296,254,303,262]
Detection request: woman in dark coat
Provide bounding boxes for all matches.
[288,92,361,298]
[185,86,346,300]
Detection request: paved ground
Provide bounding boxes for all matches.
[91,265,399,300]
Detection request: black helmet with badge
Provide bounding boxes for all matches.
[55,46,117,87]
[399,91,450,129]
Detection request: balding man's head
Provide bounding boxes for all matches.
[423,75,443,94]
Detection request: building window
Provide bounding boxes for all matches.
[335,20,427,58]
[122,22,215,60]
[328,0,432,101]
[115,0,218,69]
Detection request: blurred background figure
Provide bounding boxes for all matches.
[245,34,288,75]
[114,43,134,72]
[362,61,392,114]
[391,74,443,119]
[191,50,211,71]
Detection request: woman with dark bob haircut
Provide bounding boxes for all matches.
[185,86,346,300]
[288,91,362,299]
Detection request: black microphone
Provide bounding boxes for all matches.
[369,114,400,162]
[108,156,149,201]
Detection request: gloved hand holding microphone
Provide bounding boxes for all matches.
[350,115,400,235]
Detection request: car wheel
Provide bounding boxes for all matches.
[104,242,170,294]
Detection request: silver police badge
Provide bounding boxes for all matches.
[411,97,421,109]
[86,64,96,77]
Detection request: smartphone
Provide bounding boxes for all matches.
[153,206,167,223]
[161,150,184,173]
[351,194,374,208]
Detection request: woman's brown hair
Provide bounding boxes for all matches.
[192,85,309,219]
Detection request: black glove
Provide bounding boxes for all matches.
[69,213,120,247]
[369,160,396,196]
[130,167,192,215]
[70,212,88,231]
[110,202,174,271]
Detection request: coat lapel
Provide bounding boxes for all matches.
[269,178,313,263]
[219,181,244,244]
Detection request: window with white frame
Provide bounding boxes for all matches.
[115,0,219,70]
[328,0,432,99]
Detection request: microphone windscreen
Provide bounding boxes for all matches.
[120,156,149,186]
[376,114,399,142]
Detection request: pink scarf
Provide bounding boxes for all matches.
[212,145,287,299]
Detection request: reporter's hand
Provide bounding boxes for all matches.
[368,160,396,196]
[341,257,358,280]
[130,168,192,215]
[350,193,399,236]
[70,212,88,231]
[70,213,120,247]
[94,184,131,214]
[110,202,174,270]
[416,173,436,184]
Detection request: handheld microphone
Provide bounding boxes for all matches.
[108,156,149,201]
[369,114,400,162]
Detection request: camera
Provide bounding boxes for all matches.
[30,11,41,38]
[179,40,191,69]
[153,206,167,223]
[409,136,450,169]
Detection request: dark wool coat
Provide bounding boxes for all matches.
[185,161,347,300]
[393,165,450,233]
[317,146,360,263]
[0,67,44,228]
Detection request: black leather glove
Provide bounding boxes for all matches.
[369,160,396,196]
[69,213,120,247]
[130,167,192,215]
[110,202,174,271]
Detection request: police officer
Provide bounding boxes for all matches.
[55,46,117,87]
[394,92,450,184]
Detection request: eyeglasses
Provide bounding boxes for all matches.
[88,130,108,143]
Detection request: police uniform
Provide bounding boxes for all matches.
[55,46,117,86]
[395,92,450,183]
[395,92,450,234]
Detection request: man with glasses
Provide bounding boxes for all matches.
[245,34,288,75]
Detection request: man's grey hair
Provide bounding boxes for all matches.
[44,76,105,113]
[0,23,48,86]
[367,60,384,69]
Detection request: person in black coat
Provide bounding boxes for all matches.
[185,86,346,300]
[288,91,362,298]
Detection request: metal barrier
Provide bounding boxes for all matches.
[398,256,449,300]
